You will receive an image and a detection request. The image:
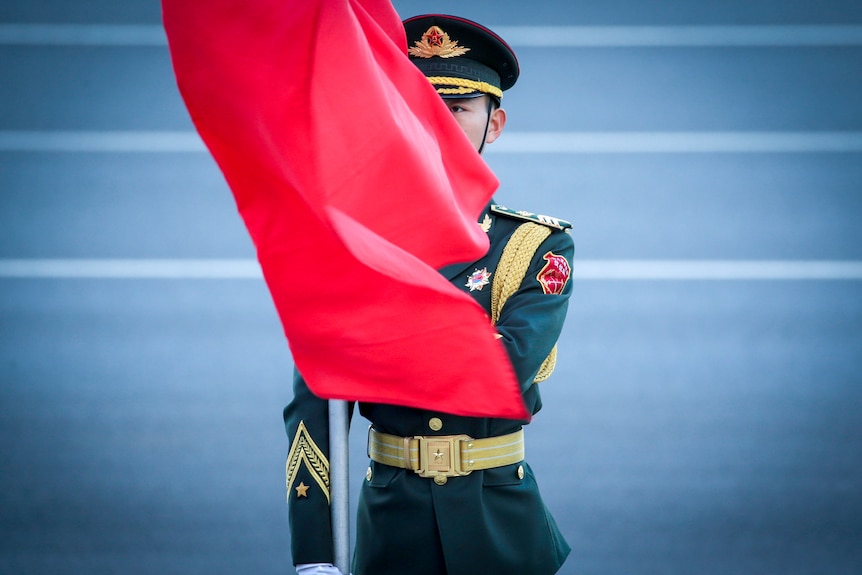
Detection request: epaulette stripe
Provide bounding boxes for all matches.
[491,204,572,230]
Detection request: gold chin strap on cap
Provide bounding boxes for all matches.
[425,76,503,99]
[491,222,557,383]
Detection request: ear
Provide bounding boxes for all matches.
[484,106,507,145]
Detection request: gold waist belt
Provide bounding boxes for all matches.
[367,427,524,479]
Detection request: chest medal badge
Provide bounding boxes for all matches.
[466,268,492,291]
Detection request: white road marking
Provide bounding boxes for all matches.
[2,259,861,280]
[3,24,862,47]
[3,131,861,154]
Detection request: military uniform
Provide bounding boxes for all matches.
[284,14,575,575]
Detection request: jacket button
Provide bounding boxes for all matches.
[428,417,443,431]
[434,474,448,485]
[517,465,525,480]
[366,466,373,481]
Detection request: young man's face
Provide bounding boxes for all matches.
[443,96,507,153]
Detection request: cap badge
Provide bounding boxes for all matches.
[408,25,471,59]
[466,268,492,292]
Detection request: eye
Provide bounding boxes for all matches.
[448,105,465,113]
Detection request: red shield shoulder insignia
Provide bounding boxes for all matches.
[536,252,570,295]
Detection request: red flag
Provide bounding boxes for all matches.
[163,0,527,419]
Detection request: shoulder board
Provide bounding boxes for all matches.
[491,204,572,231]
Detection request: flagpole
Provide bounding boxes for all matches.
[328,399,350,574]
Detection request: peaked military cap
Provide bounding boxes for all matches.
[403,14,519,102]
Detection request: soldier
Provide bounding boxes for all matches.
[285,14,574,575]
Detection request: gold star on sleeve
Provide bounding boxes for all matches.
[295,482,310,498]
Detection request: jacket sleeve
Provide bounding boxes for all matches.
[494,229,574,392]
[282,369,337,566]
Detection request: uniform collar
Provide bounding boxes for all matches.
[438,201,495,281]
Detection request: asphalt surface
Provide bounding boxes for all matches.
[2,1,861,574]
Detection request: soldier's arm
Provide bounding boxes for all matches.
[494,229,574,391]
[283,369,337,566]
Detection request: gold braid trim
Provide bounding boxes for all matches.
[285,421,331,504]
[534,346,557,383]
[491,222,558,383]
[491,223,551,324]
[425,76,503,99]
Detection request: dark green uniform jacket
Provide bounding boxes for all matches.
[284,202,574,575]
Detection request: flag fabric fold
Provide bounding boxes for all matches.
[162,0,527,419]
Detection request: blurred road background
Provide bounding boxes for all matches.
[2,1,861,574]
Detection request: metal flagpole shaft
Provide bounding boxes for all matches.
[328,399,350,574]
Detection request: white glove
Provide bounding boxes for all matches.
[296,563,345,575]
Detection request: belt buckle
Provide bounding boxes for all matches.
[414,434,473,478]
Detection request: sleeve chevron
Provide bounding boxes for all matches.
[286,420,331,503]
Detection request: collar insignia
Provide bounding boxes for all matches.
[408,26,471,59]
[478,214,492,233]
[466,268,492,292]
